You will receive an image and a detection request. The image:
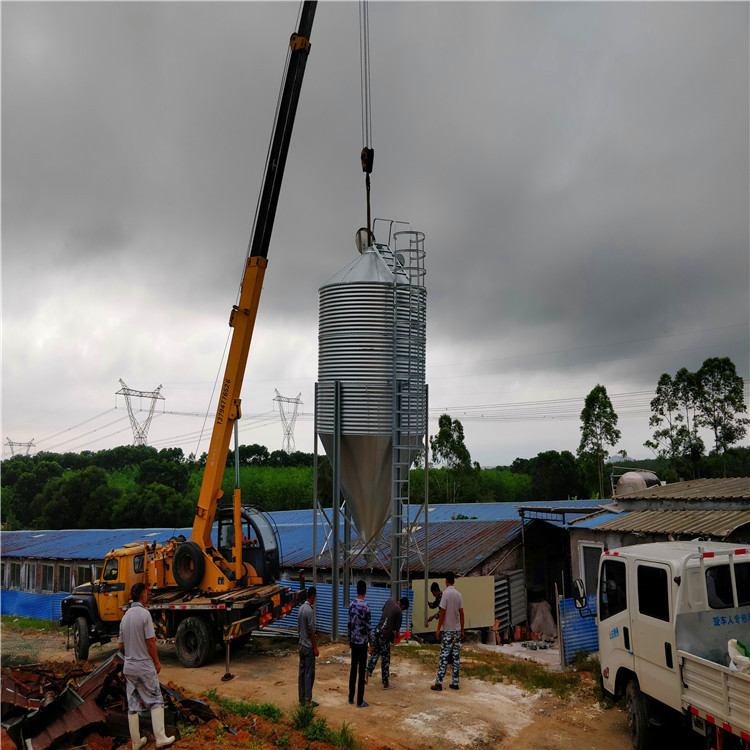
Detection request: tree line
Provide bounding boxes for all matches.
[1,356,747,531]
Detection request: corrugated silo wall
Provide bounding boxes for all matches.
[275,580,413,638]
[558,594,598,666]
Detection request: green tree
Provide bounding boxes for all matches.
[675,368,705,478]
[696,357,749,457]
[644,372,687,475]
[429,414,473,502]
[527,450,583,502]
[578,384,621,499]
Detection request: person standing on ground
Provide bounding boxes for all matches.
[427,582,442,623]
[298,586,319,706]
[365,596,409,690]
[119,582,175,750]
[347,580,372,708]
[431,571,464,692]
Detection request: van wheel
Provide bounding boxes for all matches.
[73,616,90,661]
[173,542,205,590]
[176,617,213,668]
[626,678,651,750]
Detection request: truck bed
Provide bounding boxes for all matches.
[148,583,290,611]
[679,650,750,738]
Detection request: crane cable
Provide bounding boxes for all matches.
[359,0,374,243]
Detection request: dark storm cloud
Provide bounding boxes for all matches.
[2,1,748,462]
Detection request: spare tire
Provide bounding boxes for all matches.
[173,541,205,590]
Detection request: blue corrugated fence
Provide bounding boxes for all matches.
[559,594,598,666]
[1,590,68,621]
[275,580,413,637]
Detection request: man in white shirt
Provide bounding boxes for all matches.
[430,571,464,691]
[119,582,174,749]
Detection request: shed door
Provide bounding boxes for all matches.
[631,561,679,709]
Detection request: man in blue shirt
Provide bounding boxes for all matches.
[347,580,371,707]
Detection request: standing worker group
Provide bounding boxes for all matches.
[119,583,175,750]
[366,596,409,689]
[347,580,372,707]
[431,571,464,691]
[298,586,320,706]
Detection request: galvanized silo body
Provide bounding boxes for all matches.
[317,240,426,547]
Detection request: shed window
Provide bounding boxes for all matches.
[637,565,670,622]
[41,564,54,592]
[59,565,72,593]
[10,562,22,589]
[580,543,603,594]
[599,559,627,621]
[25,563,37,591]
[77,566,92,585]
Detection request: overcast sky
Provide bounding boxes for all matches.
[2,1,749,468]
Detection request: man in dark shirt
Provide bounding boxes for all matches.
[427,582,442,623]
[365,596,409,689]
[347,580,371,707]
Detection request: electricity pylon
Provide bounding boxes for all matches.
[273,390,302,453]
[116,379,165,446]
[5,438,35,456]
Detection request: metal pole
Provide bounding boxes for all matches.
[332,380,341,639]
[313,383,318,591]
[424,384,429,627]
[343,502,351,609]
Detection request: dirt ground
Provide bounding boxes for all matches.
[2,626,632,750]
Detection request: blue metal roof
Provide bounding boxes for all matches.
[0,500,602,572]
[567,512,622,529]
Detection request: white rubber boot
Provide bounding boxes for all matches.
[150,706,175,748]
[127,713,146,750]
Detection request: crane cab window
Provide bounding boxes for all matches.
[599,559,627,621]
[102,558,119,581]
[133,554,144,574]
[637,565,670,622]
[706,562,750,609]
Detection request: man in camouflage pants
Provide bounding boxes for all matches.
[366,597,409,689]
[431,572,465,691]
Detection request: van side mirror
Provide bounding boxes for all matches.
[573,578,587,609]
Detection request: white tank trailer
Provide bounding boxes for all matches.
[317,231,426,547]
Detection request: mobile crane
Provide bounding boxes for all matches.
[60,1,317,669]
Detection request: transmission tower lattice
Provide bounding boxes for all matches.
[273,390,302,453]
[5,438,35,456]
[116,379,165,446]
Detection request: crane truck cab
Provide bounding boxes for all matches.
[573,541,750,750]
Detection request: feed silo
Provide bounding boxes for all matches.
[317,231,426,552]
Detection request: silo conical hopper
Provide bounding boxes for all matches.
[317,242,426,546]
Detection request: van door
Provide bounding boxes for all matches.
[630,560,679,709]
[597,557,633,695]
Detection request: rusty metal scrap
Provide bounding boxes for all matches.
[0,651,210,750]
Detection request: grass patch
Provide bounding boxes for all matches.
[1,615,66,633]
[330,721,362,750]
[397,643,581,698]
[290,702,317,731]
[204,688,283,723]
[302,717,331,743]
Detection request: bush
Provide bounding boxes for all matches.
[290,702,317,730]
[303,718,331,743]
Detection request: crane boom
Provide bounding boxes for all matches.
[191,2,317,585]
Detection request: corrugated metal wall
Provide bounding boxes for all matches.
[493,570,527,632]
[558,594,598,665]
[274,580,413,637]
[1,590,68,620]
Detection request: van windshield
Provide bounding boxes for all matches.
[705,562,750,609]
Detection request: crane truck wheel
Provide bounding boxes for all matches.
[73,616,90,661]
[625,678,652,750]
[175,616,213,668]
[173,541,205,590]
